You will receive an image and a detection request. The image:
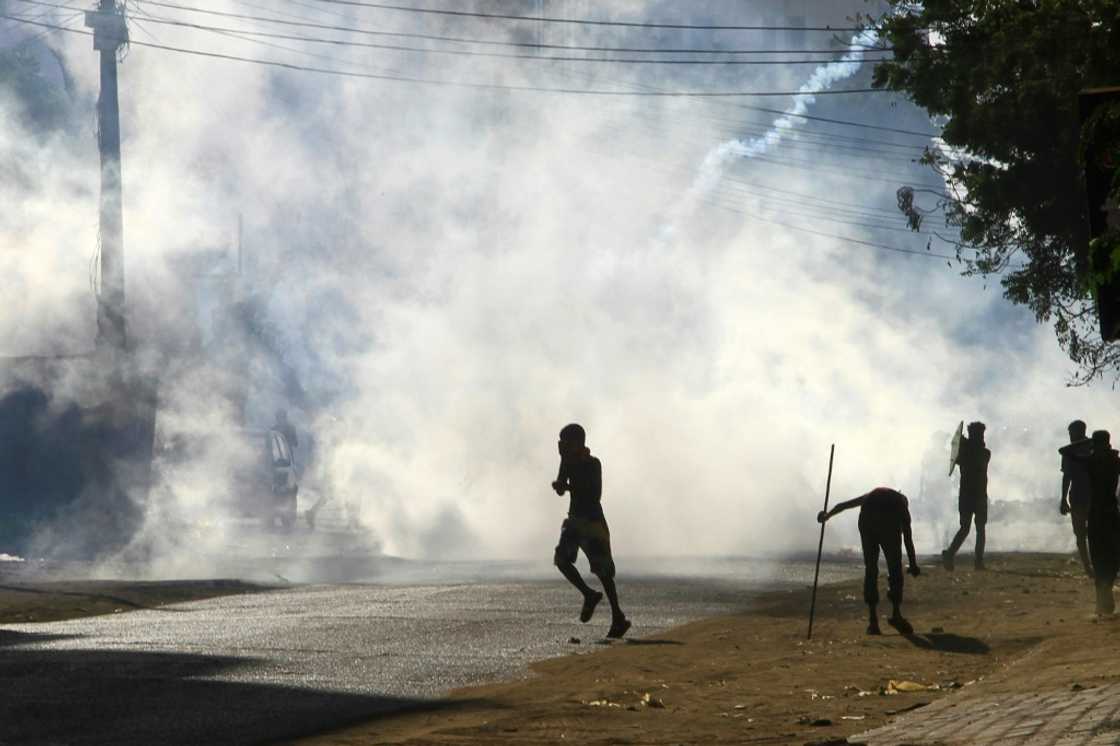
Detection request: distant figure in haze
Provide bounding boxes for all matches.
[551,423,630,639]
[1059,420,1094,578]
[942,421,991,571]
[818,487,920,635]
[273,408,299,451]
[1086,430,1120,615]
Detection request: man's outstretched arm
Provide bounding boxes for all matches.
[902,507,920,575]
[818,495,865,523]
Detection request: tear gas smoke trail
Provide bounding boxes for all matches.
[661,29,881,239]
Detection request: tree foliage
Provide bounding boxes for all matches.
[869,0,1120,383]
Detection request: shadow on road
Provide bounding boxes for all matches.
[0,629,81,647]
[902,632,991,655]
[0,647,487,745]
[0,584,170,613]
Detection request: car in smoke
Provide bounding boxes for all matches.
[153,426,300,531]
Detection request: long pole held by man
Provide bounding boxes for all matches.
[807,444,835,640]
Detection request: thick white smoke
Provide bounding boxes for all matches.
[0,1,1110,577]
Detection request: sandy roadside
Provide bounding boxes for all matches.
[0,576,270,623]
[288,553,1113,746]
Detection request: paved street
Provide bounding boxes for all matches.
[0,558,857,745]
[854,682,1120,746]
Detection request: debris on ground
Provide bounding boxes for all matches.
[883,679,936,694]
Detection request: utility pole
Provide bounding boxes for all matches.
[85,0,128,352]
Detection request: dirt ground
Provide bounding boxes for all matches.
[0,577,266,623]
[290,553,1117,746]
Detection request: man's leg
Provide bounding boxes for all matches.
[1087,522,1116,615]
[860,522,882,634]
[555,522,596,598]
[586,526,629,638]
[943,505,973,570]
[595,570,629,638]
[598,575,624,621]
[973,499,988,569]
[1099,519,1120,615]
[557,559,594,595]
[1073,508,1093,578]
[882,534,913,634]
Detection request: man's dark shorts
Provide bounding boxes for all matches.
[555,517,615,579]
[960,494,988,527]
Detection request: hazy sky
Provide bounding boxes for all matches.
[2,0,1114,567]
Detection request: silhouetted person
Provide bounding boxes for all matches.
[1059,420,1093,578]
[942,421,990,571]
[273,408,298,450]
[818,487,920,635]
[1086,430,1120,615]
[551,423,630,639]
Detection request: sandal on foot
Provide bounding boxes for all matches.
[887,616,913,635]
[606,618,631,639]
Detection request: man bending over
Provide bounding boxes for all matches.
[819,487,920,635]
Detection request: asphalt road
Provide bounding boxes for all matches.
[0,557,859,745]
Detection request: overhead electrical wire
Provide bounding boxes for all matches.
[596,108,942,171]
[129,0,410,71]
[298,0,890,32]
[127,2,939,139]
[118,2,948,163]
[0,13,890,97]
[1,2,83,46]
[88,12,894,65]
[705,202,955,259]
[110,0,897,55]
[10,3,953,262]
[565,65,959,258]
[13,2,937,138]
[142,2,943,148]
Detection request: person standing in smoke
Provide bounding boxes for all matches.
[1059,420,1094,578]
[273,408,299,451]
[942,421,991,571]
[818,487,920,635]
[1086,430,1120,615]
[551,423,630,639]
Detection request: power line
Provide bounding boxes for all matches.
[715,182,946,230]
[720,103,938,139]
[586,95,946,155]
[0,1,82,46]
[130,0,404,71]
[300,0,881,32]
[0,13,891,97]
[120,0,895,55]
[599,107,939,168]
[735,151,944,189]
[98,12,893,65]
[21,2,936,139]
[704,200,955,259]
[720,175,949,224]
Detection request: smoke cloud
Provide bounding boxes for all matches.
[0,1,1110,578]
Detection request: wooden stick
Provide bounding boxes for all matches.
[807,443,835,641]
